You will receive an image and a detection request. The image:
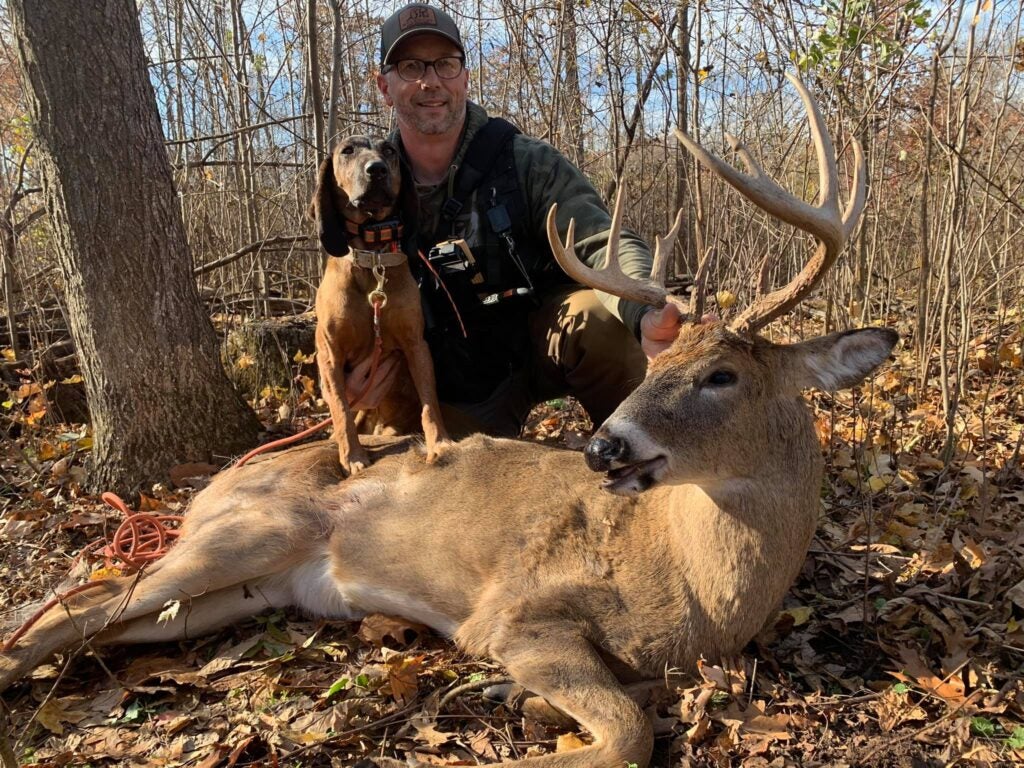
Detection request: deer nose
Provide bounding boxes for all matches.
[365,160,388,179]
[585,434,626,472]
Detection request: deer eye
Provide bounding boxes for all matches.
[706,370,737,387]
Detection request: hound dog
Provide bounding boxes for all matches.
[309,135,448,475]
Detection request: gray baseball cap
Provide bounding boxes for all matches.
[380,4,464,65]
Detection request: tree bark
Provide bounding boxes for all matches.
[325,0,345,152]
[11,0,260,494]
[674,0,695,275]
[306,0,326,165]
[561,0,585,166]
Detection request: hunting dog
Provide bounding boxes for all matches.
[310,135,448,475]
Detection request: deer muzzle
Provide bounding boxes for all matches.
[584,434,625,472]
[586,426,669,495]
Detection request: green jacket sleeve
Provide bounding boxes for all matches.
[513,135,654,339]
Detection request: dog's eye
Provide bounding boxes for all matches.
[381,145,396,157]
[705,370,736,387]
[341,145,354,155]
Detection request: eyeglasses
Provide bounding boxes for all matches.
[383,56,465,82]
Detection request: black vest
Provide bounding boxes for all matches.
[401,118,571,404]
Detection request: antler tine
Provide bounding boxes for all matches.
[546,187,669,308]
[842,137,867,239]
[650,207,684,286]
[673,72,866,335]
[688,247,712,319]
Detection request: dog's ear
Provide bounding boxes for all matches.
[309,154,349,257]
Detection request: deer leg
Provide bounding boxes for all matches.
[316,327,369,475]
[487,627,654,767]
[0,545,302,692]
[352,628,652,767]
[98,576,295,645]
[482,678,673,733]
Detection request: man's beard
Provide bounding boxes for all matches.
[401,99,464,135]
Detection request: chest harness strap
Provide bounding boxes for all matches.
[438,118,534,294]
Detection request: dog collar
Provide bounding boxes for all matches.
[344,218,404,246]
[346,248,408,269]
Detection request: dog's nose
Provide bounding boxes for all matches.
[365,160,388,179]
[584,434,626,472]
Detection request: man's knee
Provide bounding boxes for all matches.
[531,289,646,424]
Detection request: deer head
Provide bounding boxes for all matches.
[547,73,895,495]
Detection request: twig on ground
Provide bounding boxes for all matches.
[439,674,514,711]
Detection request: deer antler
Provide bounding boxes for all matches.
[674,72,866,335]
[546,186,684,309]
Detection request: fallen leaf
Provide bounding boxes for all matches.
[412,715,452,747]
[716,290,737,309]
[875,687,929,731]
[158,599,181,624]
[1007,579,1024,611]
[197,633,264,677]
[386,652,424,705]
[686,713,712,744]
[35,697,86,735]
[779,605,813,626]
[468,729,499,760]
[892,647,966,705]
[288,700,355,738]
[556,733,586,752]
[358,613,428,647]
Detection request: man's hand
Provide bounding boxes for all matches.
[345,351,401,411]
[640,302,683,360]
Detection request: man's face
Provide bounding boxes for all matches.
[377,34,469,137]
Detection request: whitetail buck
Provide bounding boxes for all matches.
[1,75,896,767]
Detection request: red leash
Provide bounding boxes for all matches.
[418,249,468,338]
[233,416,334,467]
[348,295,386,406]
[99,492,183,570]
[1,491,185,652]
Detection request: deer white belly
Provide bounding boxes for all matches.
[279,557,458,636]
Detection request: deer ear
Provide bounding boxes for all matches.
[790,328,899,391]
[309,154,349,257]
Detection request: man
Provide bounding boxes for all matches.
[350,2,681,436]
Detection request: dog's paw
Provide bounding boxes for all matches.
[339,446,371,477]
[424,438,455,465]
[342,458,370,477]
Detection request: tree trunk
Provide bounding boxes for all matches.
[561,0,585,166]
[674,0,695,275]
[325,0,345,152]
[306,0,326,165]
[11,0,260,494]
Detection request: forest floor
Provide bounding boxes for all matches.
[1,305,1022,767]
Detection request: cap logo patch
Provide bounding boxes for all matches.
[399,7,437,30]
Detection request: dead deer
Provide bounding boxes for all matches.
[1,75,896,768]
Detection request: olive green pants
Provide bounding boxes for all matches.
[441,287,648,437]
